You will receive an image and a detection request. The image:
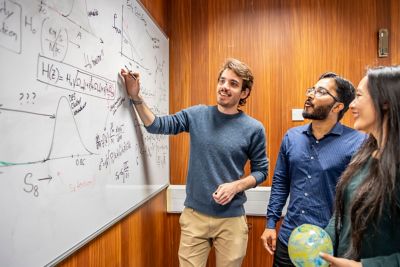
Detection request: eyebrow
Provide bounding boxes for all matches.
[219,77,240,84]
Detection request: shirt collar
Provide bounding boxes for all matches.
[302,122,343,137]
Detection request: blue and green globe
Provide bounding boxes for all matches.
[288,224,333,267]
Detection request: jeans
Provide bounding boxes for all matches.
[273,238,295,267]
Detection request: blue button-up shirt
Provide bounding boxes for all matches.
[266,122,366,246]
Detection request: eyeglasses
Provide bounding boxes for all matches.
[306,87,340,102]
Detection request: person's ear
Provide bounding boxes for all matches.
[332,102,344,113]
[241,88,250,99]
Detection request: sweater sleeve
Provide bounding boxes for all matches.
[361,253,400,267]
[324,215,336,248]
[249,127,269,185]
[145,108,191,135]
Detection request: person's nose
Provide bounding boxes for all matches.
[349,98,356,109]
[305,92,315,101]
[306,90,315,97]
[220,81,230,90]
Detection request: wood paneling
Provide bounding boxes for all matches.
[119,191,167,267]
[169,0,395,188]
[139,0,168,35]
[392,0,400,65]
[59,190,167,267]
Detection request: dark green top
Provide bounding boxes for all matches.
[325,159,400,266]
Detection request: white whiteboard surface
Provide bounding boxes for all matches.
[0,0,169,266]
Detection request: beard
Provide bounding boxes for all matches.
[302,102,335,120]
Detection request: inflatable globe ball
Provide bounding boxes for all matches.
[288,224,333,267]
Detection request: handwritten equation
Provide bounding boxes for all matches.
[37,55,116,100]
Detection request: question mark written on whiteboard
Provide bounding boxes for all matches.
[19,92,37,104]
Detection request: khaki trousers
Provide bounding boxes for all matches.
[178,207,249,267]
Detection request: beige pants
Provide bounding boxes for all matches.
[178,207,249,267]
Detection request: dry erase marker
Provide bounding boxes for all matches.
[124,65,137,80]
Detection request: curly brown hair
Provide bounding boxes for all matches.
[217,58,254,107]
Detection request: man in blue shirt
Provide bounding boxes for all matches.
[261,72,366,266]
[121,58,268,267]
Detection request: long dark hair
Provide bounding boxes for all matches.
[334,66,400,259]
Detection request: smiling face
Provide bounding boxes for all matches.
[350,76,377,134]
[302,78,339,120]
[216,68,249,114]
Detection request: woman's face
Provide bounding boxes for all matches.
[350,76,377,134]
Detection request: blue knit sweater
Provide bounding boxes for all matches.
[146,105,269,217]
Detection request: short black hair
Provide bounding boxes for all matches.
[319,72,355,121]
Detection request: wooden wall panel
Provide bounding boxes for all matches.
[168,0,395,189]
[167,0,192,184]
[119,191,167,267]
[139,0,168,35]
[59,190,167,267]
[392,0,400,65]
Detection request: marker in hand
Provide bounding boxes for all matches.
[213,187,227,205]
[124,65,137,80]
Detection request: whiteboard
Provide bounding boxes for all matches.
[0,0,169,266]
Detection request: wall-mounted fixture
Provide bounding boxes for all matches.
[292,109,304,121]
[378,28,389,58]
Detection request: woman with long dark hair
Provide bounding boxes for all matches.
[320,66,400,266]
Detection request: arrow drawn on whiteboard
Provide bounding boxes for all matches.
[38,175,53,183]
[69,40,80,48]
[0,105,55,118]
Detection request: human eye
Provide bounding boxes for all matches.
[316,87,328,95]
[218,78,225,85]
[230,80,240,88]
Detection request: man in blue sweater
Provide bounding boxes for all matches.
[121,58,269,267]
[261,72,366,266]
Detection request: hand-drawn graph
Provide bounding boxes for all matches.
[0,0,169,266]
[0,96,95,167]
